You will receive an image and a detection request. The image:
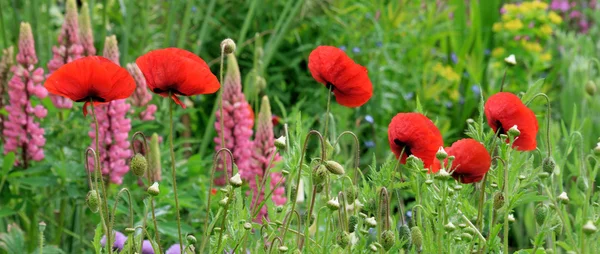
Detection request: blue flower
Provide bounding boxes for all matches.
[376,41,383,48]
[404,92,414,100]
[484,49,491,55]
[352,47,361,53]
[364,141,375,148]
[365,115,374,124]
[471,85,481,95]
[192,6,197,13]
[445,101,453,108]
[339,46,347,51]
[451,53,458,64]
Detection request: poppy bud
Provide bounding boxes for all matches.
[436,147,448,161]
[518,174,526,180]
[406,155,424,170]
[369,244,378,252]
[504,54,517,65]
[535,204,548,225]
[366,217,377,228]
[508,125,520,138]
[542,157,555,174]
[552,218,563,235]
[325,160,345,175]
[148,133,162,182]
[219,197,230,207]
[147,182,160,196]
[453,185,463,191]
[276,206,284,213]
[86,190,101,213]
[325,139,334,159]
[491,183,498,188]
[38,221,46,233]
[444,222,456,232]
[243,222,252,230]
[558,192,569,204]
[594,143,600,155]
[290,185,298,202]
[125,227,135,234]
[315,183,325,193]
[583,220,597,235]
[458,223,467,229]
[130,153,148,177]
[435,168,451,180]
[538,172,550,179]
[312,165,328,185]
[221,38,236,54]
[381,230,395,251]
[508,214,515,222]
[229,173,243,188]
[493,192,504,210]
[586,80,596,96]
[344,186,358,202]
[275,136,286,151]
[398,224,411,248]
[425,179,434,185]
[411,226,423,249]
[327,197,340,210]
[466,118,475,124]
[461,232,473,241]
[186,234,197,244]
[348,215,358,233]
[336,231,350,248]
[278,246,288,253]
[304,213,315,226]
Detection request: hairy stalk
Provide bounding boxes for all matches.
[281,130,326,243]
[299,185,318,250]
[333,131,361,185]
[149,198,161,254]
[167,92,183,253]
[200,148,234,252]
[323,85,333,139]
[268,237,283,254]
[109,188,134,234]
[503,153,510,254]
[90,101,112,254]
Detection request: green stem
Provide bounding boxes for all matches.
[168,93,184,253]
[476,174,487,232]
[250,148,279,219]
[300,185,318,250]
[150,198,162,254]
[323,86,332,140]
[503,155,510,254]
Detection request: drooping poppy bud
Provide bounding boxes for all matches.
[130,153,148,177]
[381,230,395,251]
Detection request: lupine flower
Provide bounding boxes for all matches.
[484,92,538,151]
[141,240,155,254]
[78,2,95,56]
[3,23,48,166]
[47,0,84,109]
[249,96,286,221]
[126,63,156,121]
[308,46,373,107]
[86,36,132,184]
[100,231,127,252]
[44,56,136,116]
[387,113,444,168]
[432,139,491,183]
[135,48,220,107]
[213,55,253,185]
[0,46,15,142]
[166,244,183,254]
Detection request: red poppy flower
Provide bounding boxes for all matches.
[433,139,491,183]
[308,46,373,107]
[388,113,444,169]
[44,56,135,116]
[484,92,538,151]
[211,188,217,196]
[135,48,220,108]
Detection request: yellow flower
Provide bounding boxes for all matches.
[492,47,506,57]
[532,1,548,10]
[523,42,543,53]
[493,22,503,32]
[540,52,552,62]
[504,19,524,31]
[504,4,518,14]
[519,2,533,13]
[548,11,563,24]
[433,63,460,82]
[540,24,553,35]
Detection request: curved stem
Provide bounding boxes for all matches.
[89,101,112,254]
[333,131,361,183]
[167,92,183,253]
[199,148,234,253]
[215,149,236,252]
[131,131,149,155]
[268,237,283,254]
[281,130,326,243]
[109,188,134,233]
[525,93,551,157]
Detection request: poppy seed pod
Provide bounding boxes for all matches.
[388,113,444,169]
[86,190,101,213]
[324,160,345,175]
[411,226,423,249]
[586,80,596,96]
[542,157,556,174]
[336,231,350,248]
[38,221,46,233]
[485,92,539,151]
[130,153,148,177]
[535,204,549,225]
[221,38,236,55]
[312,165,328,185]
[381,230,395,251]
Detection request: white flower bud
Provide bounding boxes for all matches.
[558,192,569,203]
[366,217,377,228]
[147,182,160,196]
[436,147,448,161]
[504,54,517,65]
[229,173,243,188]
[275,136,286,150]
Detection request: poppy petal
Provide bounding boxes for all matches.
[387,113,444,168]
[484,92,539,151]
[432,139,491,184]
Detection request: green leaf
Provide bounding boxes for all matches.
[556,241,573,251]
[2,152,15,174]
[92,223,102,254]
[521,78,545,104]
[0,208,16,219]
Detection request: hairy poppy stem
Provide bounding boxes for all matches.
[89,101,112,254]
[323,85,333,139]
[109,188,134,237]
[150,197,162,254]
[167,92,184,253]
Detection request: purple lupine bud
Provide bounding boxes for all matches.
[3,22,47,167]
[214,54,254,185]
[103,35,119,64]
[79,2,96,56]
[47,0,83,109]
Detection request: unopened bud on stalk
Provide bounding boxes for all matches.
[125,228,135,234]
[535,204,549,225]
[130,153,148,177]
[518,174,526,180]
[508,214,515,222]
[290,185,298,202]
[365,217,377,228]
[504,54,517,65]
[186,235,197,244]
[274,136,286,150]
[436,147,448,161]
[586,80,597,96]
[325,160,345,175]
[219,197,230,207]
[538,172,550,179]
[336,231,350,248]
[425,179,434,185]
[466,118,475,124]
[444,222,456,232]
[345,186,358,202]
[369,244,378,252]
[147,182,160,196]
[278,246,288,253]
[229,173,243,188]
[148,133,162,182]
[558,192,569,204]
[398,224,411,248]
[276,206,284,213]
[493,192,504,210]
[411,226,423,249]
[508,125,520,138]
[327,197,340,211]
[542,157,556,174]
[583,220,597,235]
[38,221,46,233]
[381,230,395,251]
[86,190,101,213]
[243,222,252,230]
[435,168,451,180]
[453,185,463,191]
[461,232,473,241]
[348,215,358,233]
[312,165,328,185]
[221,38,236,54]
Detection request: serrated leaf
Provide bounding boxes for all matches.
[93,223,102,254]
[521,79,545,104]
